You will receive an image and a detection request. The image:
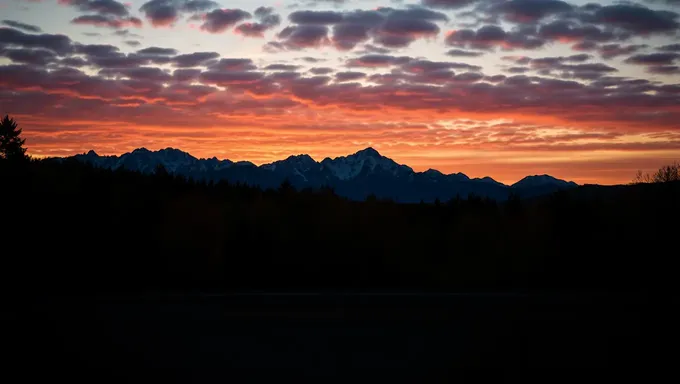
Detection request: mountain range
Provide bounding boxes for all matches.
[66,147,578,202]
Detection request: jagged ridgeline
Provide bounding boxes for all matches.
[64,147,577,202]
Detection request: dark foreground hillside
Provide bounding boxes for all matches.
[1,158,678,293]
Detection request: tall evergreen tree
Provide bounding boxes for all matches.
[0,115,27,161]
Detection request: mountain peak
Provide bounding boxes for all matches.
[85,150,99,157]
[512,174,577,189]
[132,147,151,154]
[355,147,381,157]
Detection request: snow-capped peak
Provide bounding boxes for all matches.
[321,147,413,180]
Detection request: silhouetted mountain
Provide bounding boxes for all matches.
[69,147,578,202]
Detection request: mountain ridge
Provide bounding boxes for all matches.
[66,147,578,202]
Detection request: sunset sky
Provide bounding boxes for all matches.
[2,0,680,184]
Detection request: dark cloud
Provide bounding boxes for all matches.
[113,29,142,38]
[171,51,220,67]
[280,7,448,51]
[200,9,251,33]
[446,25,545,51]
[310,67,334,74]
[0,48,57,66]
[624,52,680,65]
[647,65,680,74]
[492,0,573,23]
[485,74,506,82]
[206,58,256,71]
[264,64,301,71]
[59,0,130,16]
[234,7,281,38]
[346,54,411,67]
[527,55,617,80]
[2,20,42,33]
[99,66,172,82]
[401,59,482,73]
[598,44,647,59]
[172,68,202,82]
[592,4,679,34]
[299,57,325,63]
[139,0,219,27]
[506,66,530,74]
[502,55,532,65]
[60,57,89,67]
[538,21,617,43]
[136,47,178,56]
[277,25,330,49]
[335,71,366,82]
[0,27,73,55]
[331,23,371,50]
[571,41,598,51]
[199,70,265,86]
[71,14,142,29]
[76,43,120,57]
[420,0,478,9]
[446,49,484,57]
[125,40,141,47]
[289,10,344,25]
[359,44,391,54]
[60,0,142,29]
[658,43,680,52]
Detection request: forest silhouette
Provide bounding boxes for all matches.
[1,115,678,294]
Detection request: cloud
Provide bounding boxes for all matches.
[136,47,178,56]
[346,54,411,67]
[277,25,330,49]
[446,49,484,57]
[234,6,281,38]
[60,0,142,29]
[446,25,545,51]
[492,0,573,23]
[658,43,680,52]
[171,51,220,67]
[71,14,142,29]
[99,66,173,82]
[624,52,680,65]
[208,58,257,71]
[2,20,42,33]
[172,68,202,82]
[278,7,448,51]
[537,21,618,44]
[420,0,478,9]
[0,48,57,66]
[289,10,344,24]
[200,9,251,33]
[265,64,301,71]
[335,71,366,82]
[59,0,130,16]
[598,44,647,59]
[310,67,334,74]
[0,27,73,55]
[592,4,679,34]
[139,0,218,27]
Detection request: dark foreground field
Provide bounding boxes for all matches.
[1,159,673,383]
[5,293,660,384]
[2,159,679,293]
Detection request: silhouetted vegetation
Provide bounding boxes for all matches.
[0,114,27,161]
[3,153,679,294]
[632,162,680,184]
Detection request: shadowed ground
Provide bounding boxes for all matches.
[5,293,655,384]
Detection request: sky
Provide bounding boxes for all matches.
[1,0,680,185]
